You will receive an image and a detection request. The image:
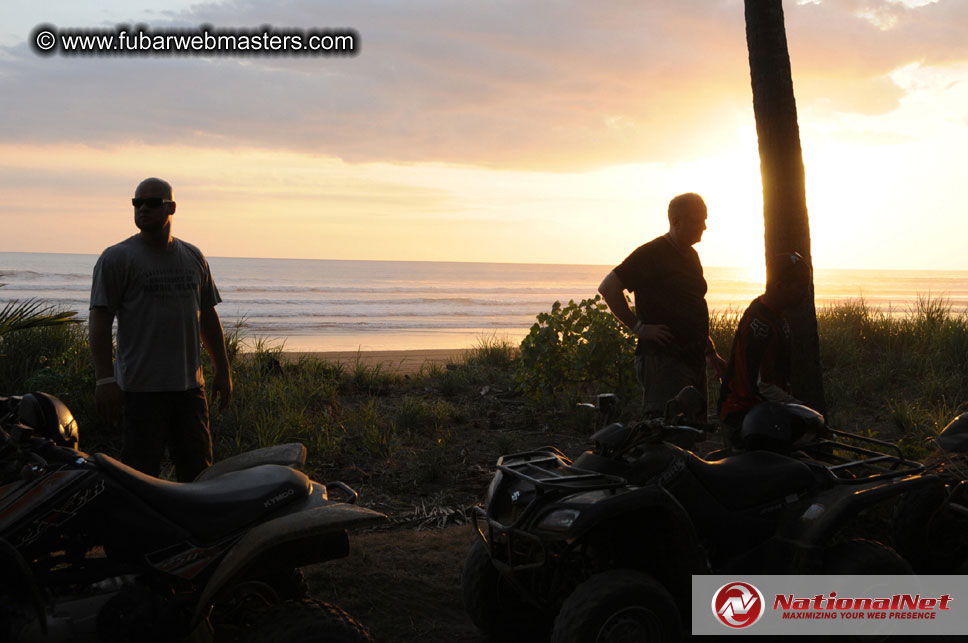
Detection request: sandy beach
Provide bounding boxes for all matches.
[266,348,473,375]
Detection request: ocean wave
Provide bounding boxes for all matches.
[223,284,583,295]
[223,297,560,308]
[0,284,91,293]
[223,310,538,320]
[0,270,90,282]
[236,319,536,332]
[8,253,968,348]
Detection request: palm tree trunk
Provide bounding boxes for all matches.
[745,0,826,412]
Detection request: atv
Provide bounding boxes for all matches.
[891,411,968,573]
[463,394,932,642]
[0,391,387,642]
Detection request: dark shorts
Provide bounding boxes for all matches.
[121,387,213,482]
[634,353,706,417]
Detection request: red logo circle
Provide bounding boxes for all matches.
[711,581,765,629]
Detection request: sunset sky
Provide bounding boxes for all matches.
[2,0,966,270]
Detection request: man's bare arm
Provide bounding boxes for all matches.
[200,306,233,410]
[598,271,637,329]
[598,270,673,345]
[89,307,121,423]
[705,336,727,379]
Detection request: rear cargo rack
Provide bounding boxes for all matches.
[798,429,924,483]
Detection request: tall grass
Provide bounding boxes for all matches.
[817,296,968,455]
[465,334,517,370]
[4,296,968,467]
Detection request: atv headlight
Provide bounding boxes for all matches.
[536,508,581,532]
[563,489,615,504]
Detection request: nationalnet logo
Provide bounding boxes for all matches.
[696,576,964,636]
[712,581,765,629]
[772,592,952,621]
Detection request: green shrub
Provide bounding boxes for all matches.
[515,296,637,406]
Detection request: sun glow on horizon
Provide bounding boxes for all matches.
[3,50,968,274]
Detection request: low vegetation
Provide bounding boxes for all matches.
[5,295,966,642]
[3,296,967,494]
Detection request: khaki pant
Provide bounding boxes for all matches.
[635,353,706,417]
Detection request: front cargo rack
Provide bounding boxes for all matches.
[471,447,629,572]
[496,448,627,492]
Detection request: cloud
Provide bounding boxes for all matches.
[1,0,966,170]
[785,0,968,114]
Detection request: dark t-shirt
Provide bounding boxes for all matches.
[613,235,709,365]
[718,296,792,419]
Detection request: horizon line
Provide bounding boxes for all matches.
[1,249,967,274]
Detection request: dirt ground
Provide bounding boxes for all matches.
[307,526,487,643]
[282,353,916,642]
[297,414,918,643]
[299,395,592,642]
[296,385,733,642]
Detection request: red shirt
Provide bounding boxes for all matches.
[719,296,791,419]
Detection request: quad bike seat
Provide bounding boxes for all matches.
[685,450,818,511]
[93,453,311,542]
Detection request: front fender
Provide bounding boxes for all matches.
[194,443,307,481]
[567,485,705,570]
[780,473,939,548]
[191,501,387,625]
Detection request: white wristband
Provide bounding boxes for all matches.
[96,376,116,386]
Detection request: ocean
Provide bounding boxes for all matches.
[3,252,968,352]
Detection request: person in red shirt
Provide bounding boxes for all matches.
[718,252,811,443]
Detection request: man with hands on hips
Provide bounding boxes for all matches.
[599,192,726,417]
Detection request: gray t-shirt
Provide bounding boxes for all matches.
[90,235,221,392]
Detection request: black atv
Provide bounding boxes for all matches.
[892,411,968,573]
[0,392,387,642]
[462,397,931,642]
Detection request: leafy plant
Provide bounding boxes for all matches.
[0,297,79,339]
[515,295,637,405]
[0,295,86,401]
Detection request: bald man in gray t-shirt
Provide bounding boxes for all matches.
[90,178,232,481]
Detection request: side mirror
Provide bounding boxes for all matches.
[937,414,968,453]
[664,386,706,423]
[595,394,620,422]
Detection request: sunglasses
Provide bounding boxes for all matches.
[131,197,173,208]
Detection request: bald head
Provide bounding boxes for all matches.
[667,192,706,224]
[136,177,173,200]
[666,192,707,247]
[133,177,176,240]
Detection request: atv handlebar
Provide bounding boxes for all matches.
[325,480,359,504]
